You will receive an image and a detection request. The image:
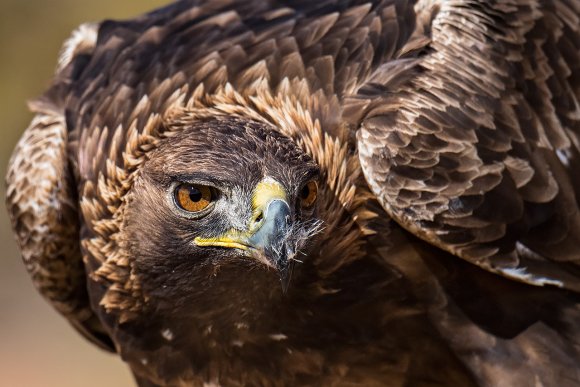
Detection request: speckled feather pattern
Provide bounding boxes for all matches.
[6,0,580,386]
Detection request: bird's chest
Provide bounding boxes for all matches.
[114,276,395,385]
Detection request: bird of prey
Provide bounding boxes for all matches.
[6,0,580,385]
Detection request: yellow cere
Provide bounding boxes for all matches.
[252,178,288,213]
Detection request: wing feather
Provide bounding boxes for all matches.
[353,0,580,291]
[5,23,114,351]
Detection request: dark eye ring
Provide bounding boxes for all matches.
[174,183,214,213]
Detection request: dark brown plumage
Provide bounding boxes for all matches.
[6,0,580,385]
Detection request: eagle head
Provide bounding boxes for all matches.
[122,116,322,311]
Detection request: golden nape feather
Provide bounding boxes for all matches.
[6,0,580,386]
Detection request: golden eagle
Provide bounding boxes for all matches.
[6,0,580,385]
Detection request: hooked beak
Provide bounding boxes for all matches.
[247,199,294,293]
[194,179,295,292]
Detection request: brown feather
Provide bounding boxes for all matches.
[7,1,580,386]
[354,0,580,293]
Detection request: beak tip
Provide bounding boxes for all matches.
[280,276,291,295]
[278,260,295,294]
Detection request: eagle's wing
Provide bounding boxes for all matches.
[5,24,115,351]
[353,0,580,291]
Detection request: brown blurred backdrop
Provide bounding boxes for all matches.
[0,1,167,386]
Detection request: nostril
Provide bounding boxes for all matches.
[254,212,263,224]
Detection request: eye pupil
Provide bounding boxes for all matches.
[301,186,310,199]
[189,187,202,202]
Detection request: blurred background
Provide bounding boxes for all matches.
[0,1,166,386]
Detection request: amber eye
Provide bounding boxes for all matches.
[174,184,214,212]
[299,181,318,209]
